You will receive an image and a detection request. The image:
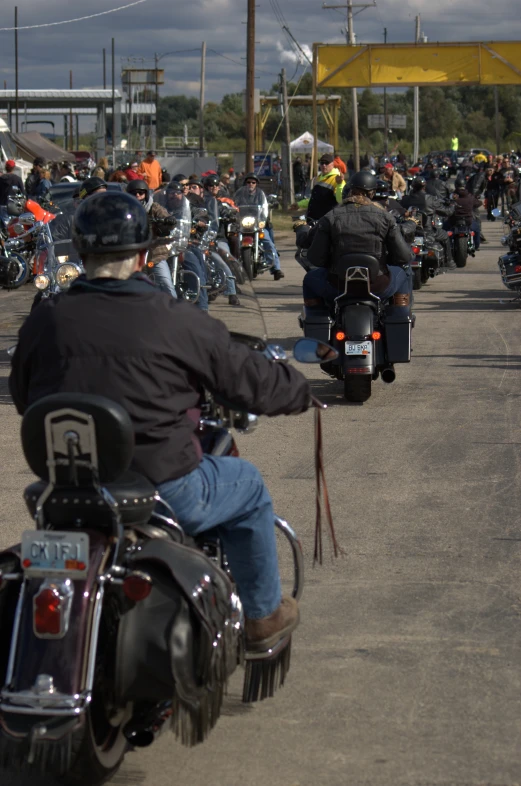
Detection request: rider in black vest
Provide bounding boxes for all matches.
[400,177,456,269]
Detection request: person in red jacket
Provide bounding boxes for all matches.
[124,161,141,181]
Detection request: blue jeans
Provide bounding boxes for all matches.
[183,248,209,311]
[303,265,412,319]
[210,252,237,296]
[157,455,281,619]
[152,259,177,297]
[261,234,281,271]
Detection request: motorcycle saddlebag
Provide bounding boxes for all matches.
[299,306,331,344]
[0,549,21,688]
[115,538,234,745]
[384,317,412,364]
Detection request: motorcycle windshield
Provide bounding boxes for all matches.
[237,204,265,231]
[154,191,191,251]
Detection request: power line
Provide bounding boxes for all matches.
[208,49,278,77]
[0,0,147,32]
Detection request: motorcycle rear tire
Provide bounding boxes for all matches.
[344,375,371,403]
[412,268,422,291]
[454,237,468,268]
[421,264,430,284]
[59,607,128,785]
[241,248,254,282]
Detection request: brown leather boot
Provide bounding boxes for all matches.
[244,596,300,653]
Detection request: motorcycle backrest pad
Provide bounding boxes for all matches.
[335,253,381,284]
[21,393,135,484]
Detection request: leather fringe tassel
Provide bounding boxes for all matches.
[313,404,343,564]
[242,637,292,703]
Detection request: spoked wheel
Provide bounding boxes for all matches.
[454,237,468,268]
[412,268,422,290]
[344,375,372,403]
[241,248,254,281]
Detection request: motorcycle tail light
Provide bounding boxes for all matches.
[34,588,63,636]
[335,331,346,341]
[123,571,153,602]
[347,368,370,374]
[241,236,253,246]
[412,245,421,254]
[515,265,521,273]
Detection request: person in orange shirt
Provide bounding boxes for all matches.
[137,150,163,191]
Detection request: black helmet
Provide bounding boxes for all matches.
[374,179,394,200]
[78,176,107,200]
[454,177,466,190]
[72,192,150,256]
[350,170,377,192]
[166,181,183,194]
[126,179,149,201]
[244,172,259,183]
[204,174,220,189]
[412,176,427,191]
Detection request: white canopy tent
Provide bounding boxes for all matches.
[290,132,333,155]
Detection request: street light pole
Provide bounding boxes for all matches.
[245,0,255,172]
[199,41,206,153]
[14,6,19,133]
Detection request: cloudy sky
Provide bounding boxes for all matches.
[0,0,519,117]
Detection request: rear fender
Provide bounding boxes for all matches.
[340,304,375,372]
[0,531,110,717]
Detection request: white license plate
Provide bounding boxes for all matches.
[345,340,372,356]
[21,531,89,578]
[414,237,424,245]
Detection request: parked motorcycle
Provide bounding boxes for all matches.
[299,256,412,403]
[495,203,521,298]
[0,335,329,783]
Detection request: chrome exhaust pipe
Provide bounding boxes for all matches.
[381,366,396,384]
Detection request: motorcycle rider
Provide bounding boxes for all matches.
[425,168,451,200]
[160,180,209,311]
[189,178,240,306]
[126,178,177,297]
[303,171,413,319]
[447,177,482,252]
[8,190,308,652]
[400,176,456,269]
[25,157,51,199]
[294,153,344,220]
[234,173,285,280]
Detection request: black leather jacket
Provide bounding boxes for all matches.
[400,190,454,226]
[426,178,450,199]
[307,195,412,291]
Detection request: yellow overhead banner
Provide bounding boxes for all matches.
[316,42,521,87]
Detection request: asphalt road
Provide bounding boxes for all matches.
[2,219,521,786]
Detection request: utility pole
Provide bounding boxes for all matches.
[14,6,19,133]
[245,0,255,172]
[69,71,74,151]
[280,68,294,209]
[103,48,106,89]
[413,15,420,164]
[494,86,500,155]
[154,52,159,149]
[111,37,116,163]
[199,41,206,153]
[383,27,388,154]
[322,2,375,172]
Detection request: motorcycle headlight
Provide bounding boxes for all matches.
[34,274,50,290]
[241,216,256,229]
[56,263,81,289]
[258,221,266,229]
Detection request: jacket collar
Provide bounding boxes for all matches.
[69,272,158,294]
[342,194,385,210]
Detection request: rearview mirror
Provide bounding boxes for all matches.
[293,338,338,363]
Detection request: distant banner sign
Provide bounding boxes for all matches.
[368,114,406,129]
[254,154,272,177]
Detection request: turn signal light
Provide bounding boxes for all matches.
[259,232,265,239]
[34,588,62,636]
[371,331,381,340]
[335,331,346,341]
[123,571,153,602]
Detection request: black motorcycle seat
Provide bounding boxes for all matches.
[24,470,157,527]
